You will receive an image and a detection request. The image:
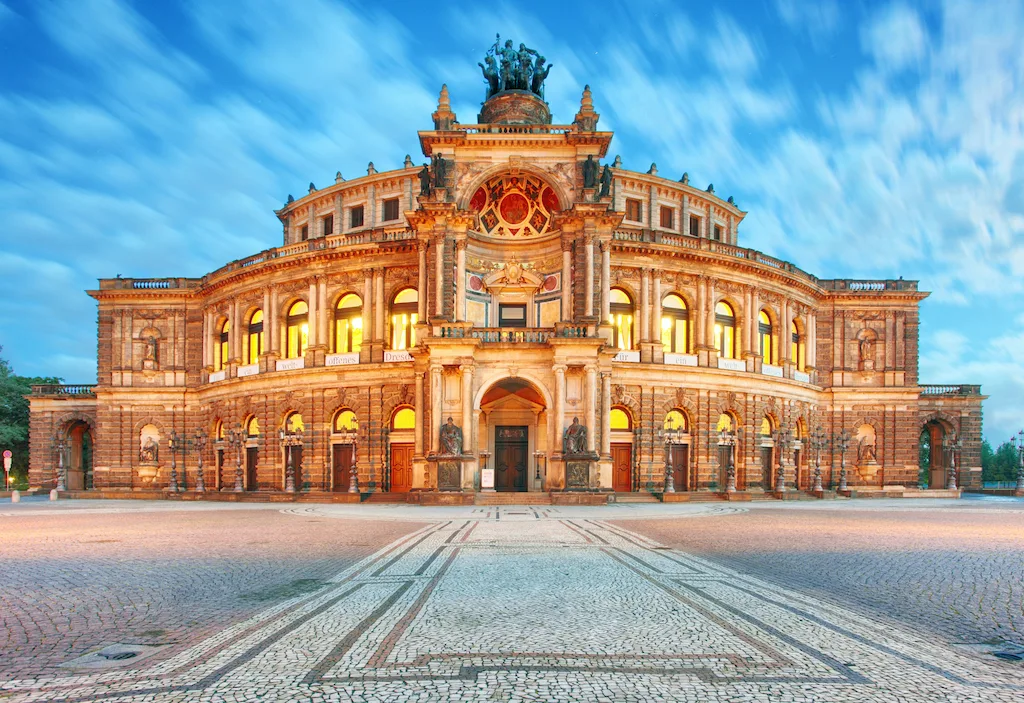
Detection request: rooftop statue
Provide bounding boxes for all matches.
[480,34,552,100]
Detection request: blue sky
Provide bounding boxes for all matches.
[1,0,1021,443]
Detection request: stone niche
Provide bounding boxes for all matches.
[478,90,552,125]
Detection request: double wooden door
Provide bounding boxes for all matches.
[495,426,527,492]
[332,444,353,492]
[390,443,413,493]
[612,443,633,492]
[668,444,689,491]
[246,447,259,490]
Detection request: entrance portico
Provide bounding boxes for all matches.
[477,377,549,492]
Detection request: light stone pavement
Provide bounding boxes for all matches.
[1,498,1022,702]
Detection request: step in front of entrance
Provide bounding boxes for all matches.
[611,492,661,504]
[474,493,552,506]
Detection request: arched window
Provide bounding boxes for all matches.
[661,294,689,353]
[664,410,688,432]
[286,301,308,359]
[217,319,230,371]
[609,288,634,350]
[247,310,263,365]
[214,420,225,441]
[758,310,773,363]
[333,409,358,432]
[791,320,804,371]
[610,407,632,430]
[714,302,736,359]
[391,407,415,430]
[246,416,260,437]
[716,413,734,432]
[760,417,773,437]
[335,294,363,354]
[390,289,418,350]
[285,412,304,433]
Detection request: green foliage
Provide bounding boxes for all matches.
[982,441,1019,483]
[0,347,62,485]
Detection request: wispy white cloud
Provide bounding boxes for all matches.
[861,2,928,71]
[776,0,841,41]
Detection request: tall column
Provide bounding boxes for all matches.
[307,278,318,348]
[269,285,279,353]
[780,299,790,363]
[640,269,650,342]
[705,279,716,351]
[232,299,241,363]
[417,241,428,320]
[561,241,572,321]
[461,365,473,453]
[681,194,689,235]
[262,287,272,357]
[334,194,343,236]
[202,309,211,369]
[554,365,566,444]
[600,241,611,322]
[807,313,817,368]
[374,268,385,342]
[430,364,442,454]
[585,365,597,453]
[455,240,466,322]
[363,274,374,343]
[434,238,444,317]
[749,288,760,355]
[737,288,748,357]
[695,277,705,348]
[584,236,595,317]
[601,372,611,456]
[414,370,424,456]
[318,278,328,350]
[652,274,662,346]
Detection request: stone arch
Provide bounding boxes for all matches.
[610,384,641,423]
[473,371,553,413]
[919,410,959,435]
[457,163,572,214]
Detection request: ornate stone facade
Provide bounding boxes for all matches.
[28,75,985,498]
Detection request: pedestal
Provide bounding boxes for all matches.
[563,452,600,491]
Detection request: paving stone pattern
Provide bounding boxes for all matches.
[615,501,1024,648]
[1,502,1021,702]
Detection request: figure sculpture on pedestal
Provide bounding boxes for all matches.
[478,55,500,98]
[582,155,598,189]
[481,35,552,99]
[418,164,431,196]
[140,437,159,463]
[440,417,463,456]
[599,164,613,198]
[563,417,587,456]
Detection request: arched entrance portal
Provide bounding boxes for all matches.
[64,420,93,490]
[920,420,951,488]
[478,378,548,492]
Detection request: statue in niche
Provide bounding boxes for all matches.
[582,155,598,189]
[144,336,158,363]
[140,437,159,463]
[440,417,463,456]
[858,439,877,464]
[418,164,431,196]
[431,153,448,189]
[858,335,876,371]
[563,417,587,456]
[599,165,613,198]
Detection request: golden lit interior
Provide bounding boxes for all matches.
[286,301,308,359]
[392,407,415,430]
[714,302,736,359]
[760,417,772,436]
[758,310,773,363]
[716,413,733,432]
[664,409,687,431]
[610,407,631,430]
[335,293,363,354]
[660,294,688,353]
[609,288,633,350]
[286,412,304,432]
[246,416,260,437]
[215,420,225,440]
[247,309,263,365]
[333,409,358,432]
[217,320,230,370]
[791,320,803,371]
[391,288,419,350]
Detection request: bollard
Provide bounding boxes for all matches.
[49,489,59,501]
[11,490,20,503]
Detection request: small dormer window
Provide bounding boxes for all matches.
[713,224,723,241]
[323,214,334,236]
[300,224,309,241]
[350,205,364,228]
[625,198,642,223]
[689,215,700,237]
[383,198,400,222]
[660,206,673,229]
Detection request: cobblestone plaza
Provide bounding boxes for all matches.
[2,498,1022,702]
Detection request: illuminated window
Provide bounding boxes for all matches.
[333,410,358,432]
[246,416,260,437]
[610,407,631,430]
[216,319,230,371]
[609,288,634,350]
[660,294,689,353]
[247,310,263,365]
[334,294,363,354]
[758,310,773,363]
[760,417,772,437]
[716,413,733,432]
[285,412,304,433]
[391,407,415,430]
[664,410,688,432]
[390,288,419,350]
[285,301,308,359]
[660,206,674,229]
[791,320,804,371]
[713,302,736,359]
[215,420,225,441]
[625,198,642,222]
[383,198,400,222]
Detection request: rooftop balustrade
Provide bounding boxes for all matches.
[920,384,982,396]
[31,384,97,396]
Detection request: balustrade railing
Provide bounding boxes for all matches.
[453,124,575,135]
[920,384,981,396]
[31,384,97,396]
[471,328,553,343]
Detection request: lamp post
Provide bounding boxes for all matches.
[193,429,207,493]
[773,425,792,494]
[167,431,184,492]
[658,427,682,493]
[343,425,359,494]
[533,449,546,488]
[381,427,391,493]
[1013,430,1024,496]
[810,426,828,493]
[834,429,851,492]
[50,435,67,492]
[226,425,245,492]
[719,427,738,493]
[943,433,962,491]
[279,426,303,494]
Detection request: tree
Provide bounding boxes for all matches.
[0,348,62,487]
[980,439,995,480]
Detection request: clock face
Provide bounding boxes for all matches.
[470,173,560,238]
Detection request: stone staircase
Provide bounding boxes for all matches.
[474,492,552,506]
[610,492,661,504]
